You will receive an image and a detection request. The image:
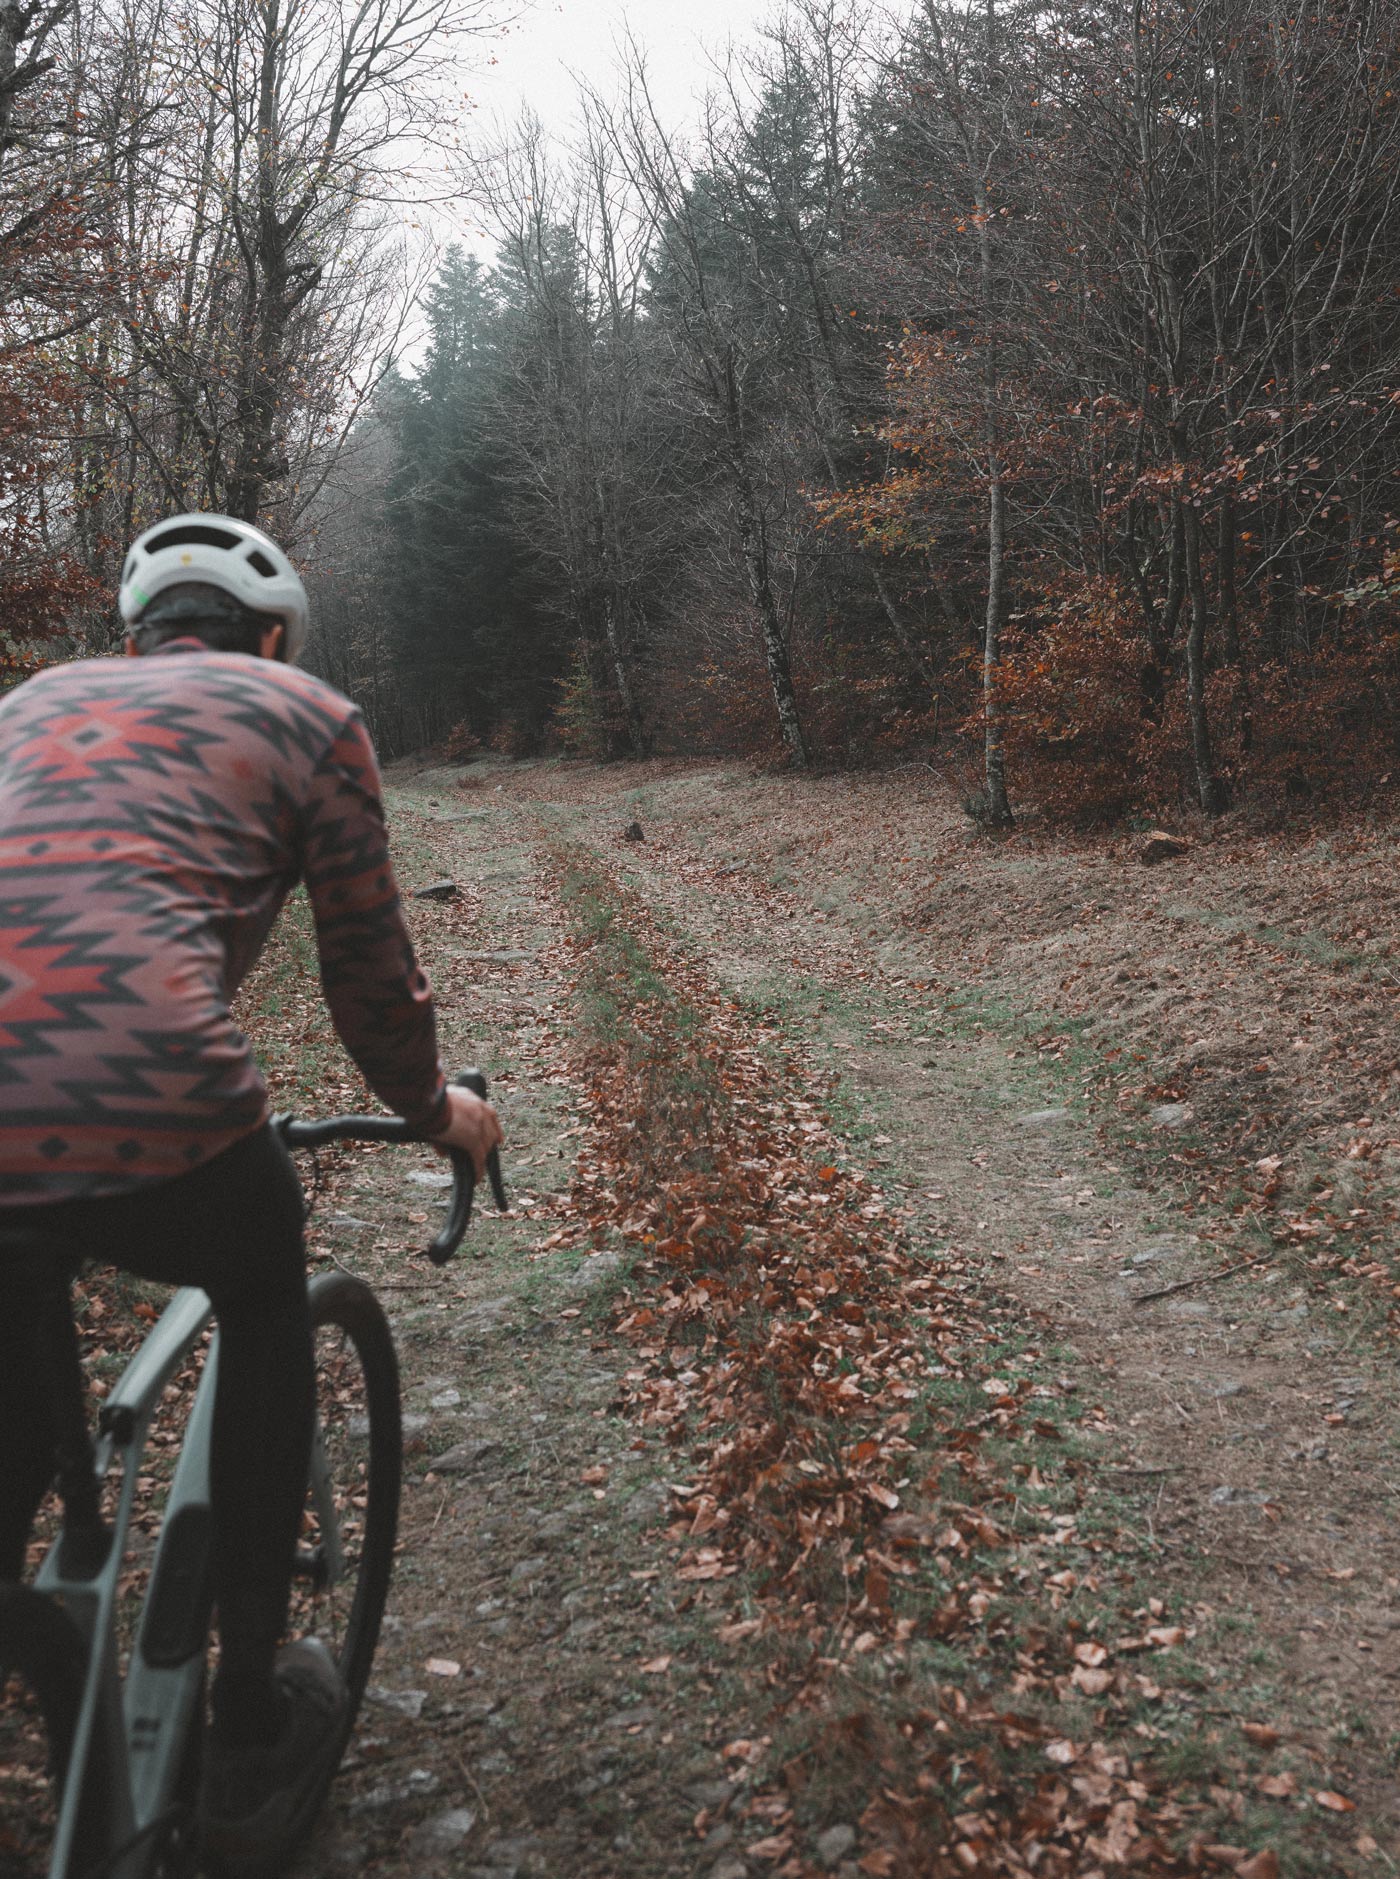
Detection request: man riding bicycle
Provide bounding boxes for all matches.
[0,514,502,1874]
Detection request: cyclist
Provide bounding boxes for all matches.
[0,514,502,1873]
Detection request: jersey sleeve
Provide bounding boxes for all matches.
[300,710,448,1134]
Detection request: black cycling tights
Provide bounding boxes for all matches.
[0,1123,313,1747]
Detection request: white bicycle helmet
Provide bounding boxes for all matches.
[118,514,309,662]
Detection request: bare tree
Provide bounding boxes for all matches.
[195,0,503,523]
[596,56,816,766]
[0,0,72,166]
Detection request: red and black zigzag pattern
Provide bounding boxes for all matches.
[0,641,444,1204]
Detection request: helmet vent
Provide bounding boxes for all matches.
[246,550,276,577]
[146,524,242,554]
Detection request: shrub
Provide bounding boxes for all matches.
[995,576,1160,823]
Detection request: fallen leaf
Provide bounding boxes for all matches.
[1236,1852,1281,1879]
[1254,1772,1296,1798]
[747,1833,793,1860]
[1071,1665,1114,1696]
[1242,1722,1280,1749]
[639,1655,671,1674]
[1145,1625,1186,1648]
[425,1657,461,1677]
[1314,1790,1355,1813]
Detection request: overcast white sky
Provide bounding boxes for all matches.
[470,0,774,128]
[440,0,778,245]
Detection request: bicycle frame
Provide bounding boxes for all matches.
[21,1085,498,1878]
[36,1283,217,1879]
[33,1277,360,1879]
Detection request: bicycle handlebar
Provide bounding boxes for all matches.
[275,1069,507,1265]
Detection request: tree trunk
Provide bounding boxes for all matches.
[226,282,284,521]
[976,124,1012,828]
[602,593,647,759]
[723,353,809,767]
[1182,499,1229,813]
[873,562,941,716]
[983,463,1013,826]
[733,456,809,767]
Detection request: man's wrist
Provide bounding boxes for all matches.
[413,1082,450,1138]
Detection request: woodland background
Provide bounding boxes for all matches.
[2,0,1398,825]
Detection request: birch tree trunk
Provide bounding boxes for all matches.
[976,0,1012,827]
[730,419,810,767]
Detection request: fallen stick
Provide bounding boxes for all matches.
[1131,1252,1271,1305]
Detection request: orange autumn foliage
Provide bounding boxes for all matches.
[994,571,1400,823]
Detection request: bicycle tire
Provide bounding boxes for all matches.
[0,1585,107,1878]
[293,1271,402,1730]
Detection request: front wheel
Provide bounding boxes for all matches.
[290,1272,402,1730]
[0,1585,108,1877]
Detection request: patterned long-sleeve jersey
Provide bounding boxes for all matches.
[0,638,448,1204]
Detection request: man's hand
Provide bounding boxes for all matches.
[426,1085,504,1178]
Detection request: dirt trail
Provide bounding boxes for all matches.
[290,791,746,1879]
[273,760,1400,1879]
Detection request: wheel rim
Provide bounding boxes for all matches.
[289,1317,377,1684]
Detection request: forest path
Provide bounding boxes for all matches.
[277,759,1400,1879]
[285,781,745,1879]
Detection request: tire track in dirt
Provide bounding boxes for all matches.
[290,779,780,1879]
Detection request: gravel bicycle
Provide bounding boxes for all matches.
[0,1071,506,1879]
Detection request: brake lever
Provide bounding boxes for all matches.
[425,1069,508,1264]
[453,1067,508,1211]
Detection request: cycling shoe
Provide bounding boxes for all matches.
[200,1638,349,1877]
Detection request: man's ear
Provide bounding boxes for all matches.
[258,621,286,660]
[124,635,141,658]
